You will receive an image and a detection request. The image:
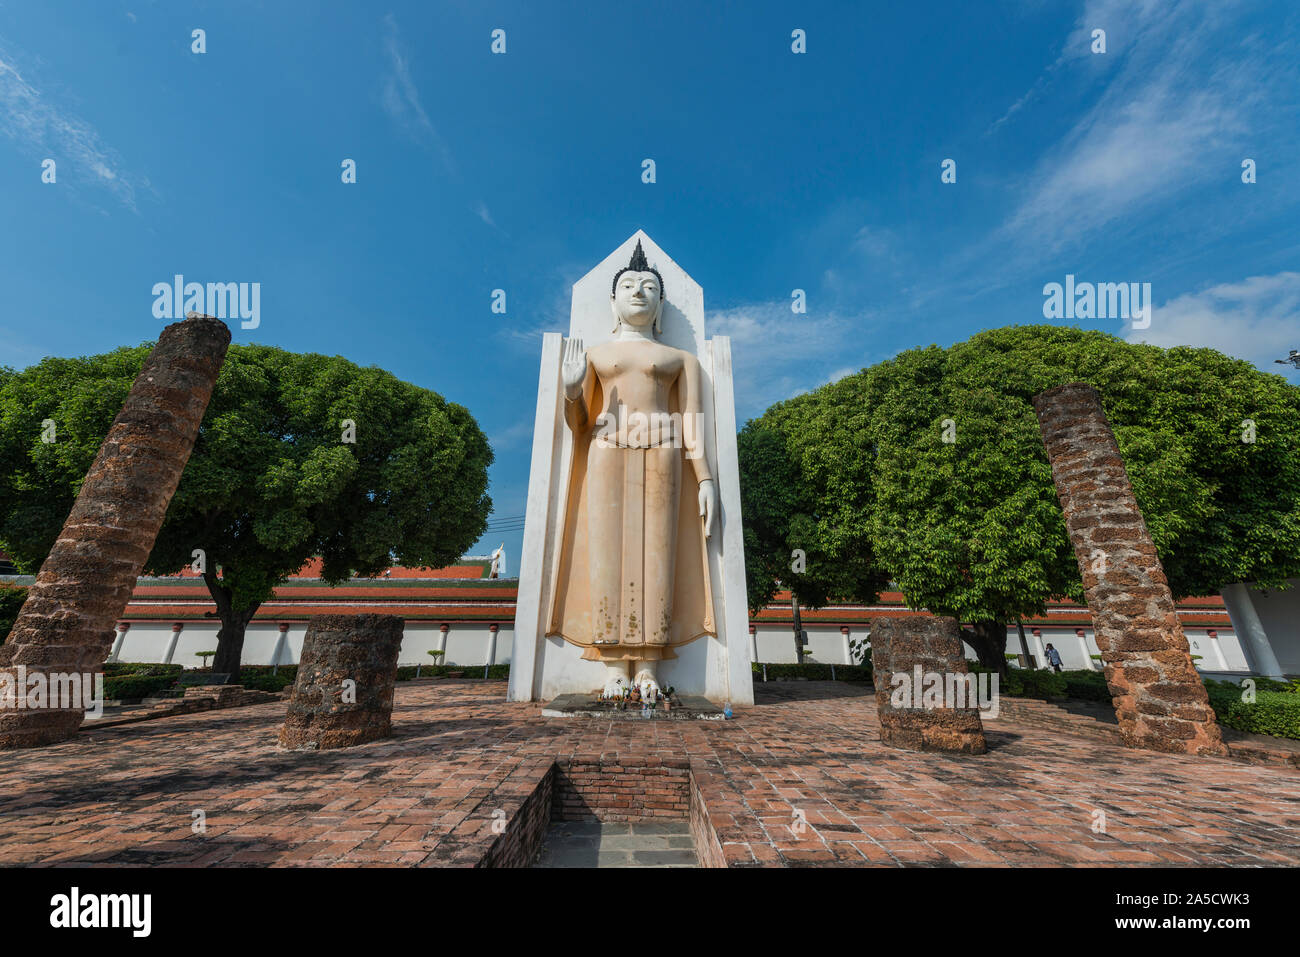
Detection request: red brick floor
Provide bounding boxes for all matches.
[0,680,1296,867]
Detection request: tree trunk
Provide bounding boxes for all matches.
[964,620,1009,677]
[203,571,259,681]
[791,593,805,664]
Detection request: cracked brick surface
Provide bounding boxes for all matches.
[0,680,1294,867]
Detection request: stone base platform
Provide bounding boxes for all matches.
[542,693,725,720]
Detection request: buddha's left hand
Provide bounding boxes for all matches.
[698,479,718,539]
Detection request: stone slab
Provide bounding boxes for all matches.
[542,693,725,720]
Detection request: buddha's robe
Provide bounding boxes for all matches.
[547,338,715,660]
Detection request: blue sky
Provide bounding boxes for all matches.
[2,0,1298,567]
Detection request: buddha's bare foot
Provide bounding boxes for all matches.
[632,668,660,701]
[601,662,630,699]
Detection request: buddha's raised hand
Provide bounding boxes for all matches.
[562,337,587,399]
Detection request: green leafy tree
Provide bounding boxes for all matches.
[0,343,493,678]
[740,326,1300,673]
[739,406,888,662]
[0,584,26,644]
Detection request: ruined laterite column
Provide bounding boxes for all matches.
[1031,383,1226,756]
[0,317,230,749]
[279,614,405,750]
[869,616,986,754]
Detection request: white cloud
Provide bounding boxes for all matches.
[997,0,1290,254]
[709,302,871,417]
[1128,271,1300,376]
[381,14,455,174]
[0,42,139,210]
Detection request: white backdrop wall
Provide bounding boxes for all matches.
[109,620,1249,675]
[112,622,515,668]
[750,623,1247,673]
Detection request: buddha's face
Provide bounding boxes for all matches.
[611,271,663,330]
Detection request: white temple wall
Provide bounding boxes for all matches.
[104,618,1250,676]
[110,621,517,668]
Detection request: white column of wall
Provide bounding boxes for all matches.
[108,623,129,662]
[1074,628,1091,670]
[269,623,290,668]
[1199,629,1229,671]
[1221,583,1285,677]
[162,623,183,665]
[840,627,851,665]
[1030,628,1047,668]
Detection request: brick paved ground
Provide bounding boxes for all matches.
[0,680,1296,867]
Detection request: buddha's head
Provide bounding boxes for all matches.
[611,239,664,334]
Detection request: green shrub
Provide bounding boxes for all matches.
[1214,690,1300,740]
[967,663,1068,699]
[103,662,184,679]
[395,664,510,681]
[240,673,295,692]
[0,584,28,643]
[1060,669,1112,701]
[229,665,297,692]
[103,673,179,701]
[751,662,872,682]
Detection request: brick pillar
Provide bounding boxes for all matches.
[279,614,405,750]
[1031,383,1226,756]
[869,616,986,754]
[0,317,230,749]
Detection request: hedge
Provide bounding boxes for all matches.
[227,665,297,692]
[967,663,1069,699]
[1204,680,1300,740]
[752,662,872,682]
[396,664,510,681]
[104,662,184,679]
[1210,690,1300,740]
[1059,669,1112,701]
[958,668,1300,742]
[103,673,181,701]
[239,672,296,692]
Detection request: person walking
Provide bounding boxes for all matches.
[1045,643,1063,673]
